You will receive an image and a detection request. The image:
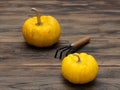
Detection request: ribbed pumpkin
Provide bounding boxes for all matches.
[22,8,61,47]
[61,53,99,84]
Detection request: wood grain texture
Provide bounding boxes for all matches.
[0,0,120,90]
[0,66,119,90]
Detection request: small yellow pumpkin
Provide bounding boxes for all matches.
[22,8,61,47]
[62,53,99,84]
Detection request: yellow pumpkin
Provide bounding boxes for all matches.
[22,8,61,47]
[61,53,99,84]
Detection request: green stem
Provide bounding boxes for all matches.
[73,53,81,63]
[31,8,41,25]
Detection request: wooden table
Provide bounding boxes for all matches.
[0,0,120,90]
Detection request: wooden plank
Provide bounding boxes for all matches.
[0,41,120,66]
[0,66,119,90]
[0,0,120,90]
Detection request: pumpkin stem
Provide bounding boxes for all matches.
[31,8,41,25]
[73,53,81,63]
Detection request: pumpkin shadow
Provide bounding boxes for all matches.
[24,41,59,50]
[62,76,97,89]
[22,40,63,59]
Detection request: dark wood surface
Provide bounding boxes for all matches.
[0,0,120,90]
